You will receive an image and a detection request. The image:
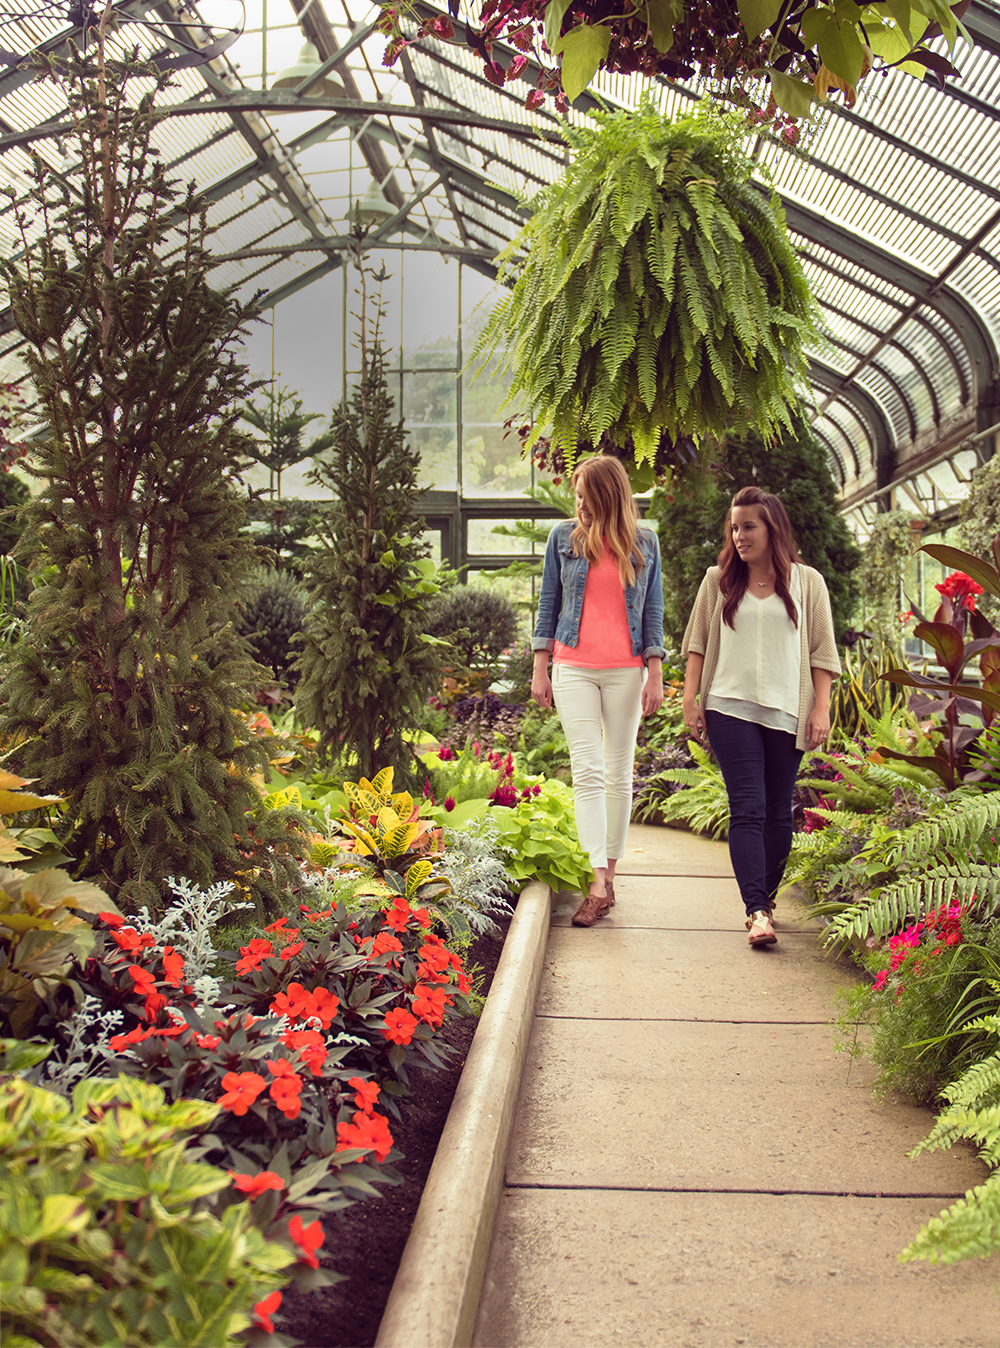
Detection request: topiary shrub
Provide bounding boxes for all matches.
[237,570,310,689]
[424,585,520,671]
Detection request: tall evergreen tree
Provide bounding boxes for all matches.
[0,28,303,912]
[650,408,861,651]
[294,258,439,782]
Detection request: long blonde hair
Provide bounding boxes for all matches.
[570,456,643,587]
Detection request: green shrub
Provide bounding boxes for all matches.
[424,584,520,671]
[0,1057,295,1348]
[237,571,310,689]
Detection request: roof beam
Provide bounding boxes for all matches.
[784,199,999,393]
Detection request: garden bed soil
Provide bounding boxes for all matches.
[278,917,511,1348]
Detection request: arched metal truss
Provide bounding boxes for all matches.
[3,0,1000,544]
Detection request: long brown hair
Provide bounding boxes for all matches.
[571,456,643,586]
[719,486,800,629]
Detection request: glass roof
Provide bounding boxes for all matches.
[2,0,1000,537]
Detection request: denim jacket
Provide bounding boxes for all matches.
[531,519,666,662]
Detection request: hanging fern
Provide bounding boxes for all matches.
[472,96,819,472]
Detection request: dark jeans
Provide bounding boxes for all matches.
[705,710,803,918]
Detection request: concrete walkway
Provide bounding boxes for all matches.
[473,824,1000,1348]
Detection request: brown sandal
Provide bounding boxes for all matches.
[572,888,612,927]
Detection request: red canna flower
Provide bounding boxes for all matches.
[254,1289,282,1333]
[218,1071,266,1116]
[288,1214,325,1269]
[382,1007,419,1045]
[229,1170,286,1199]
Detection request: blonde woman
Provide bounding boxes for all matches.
[531,456,665,927]
[681,486,840,947]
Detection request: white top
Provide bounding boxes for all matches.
[703,567,802,734]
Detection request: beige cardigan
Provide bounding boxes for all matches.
[681,564,842,751]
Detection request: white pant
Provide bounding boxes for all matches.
[551,663,645,871]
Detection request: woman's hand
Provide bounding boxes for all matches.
[641,670,664,717]
[531,652,553,709]
[683,698,704,744]
[806,707,830,750]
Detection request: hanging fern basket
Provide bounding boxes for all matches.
[473,98,820,476]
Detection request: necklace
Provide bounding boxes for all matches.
[755,571,774,588]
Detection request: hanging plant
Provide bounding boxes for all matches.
[471,98,819,476]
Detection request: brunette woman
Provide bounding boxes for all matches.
[531,456,665,927]
[681,486,840,946]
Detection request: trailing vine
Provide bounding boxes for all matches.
[471,97,818,476]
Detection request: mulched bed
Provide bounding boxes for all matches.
[278,916,512,1348]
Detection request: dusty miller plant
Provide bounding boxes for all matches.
[439,817,515,937]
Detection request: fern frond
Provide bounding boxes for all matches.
[900,1173,1000,1268]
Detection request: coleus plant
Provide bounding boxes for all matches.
[878,537,1000,790]
[380,0,970,118]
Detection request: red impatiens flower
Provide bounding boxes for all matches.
[254,1289,282,1333]
[349,1076,380,1114]
[229,1170,286,1199]
[288,1214,325,1269]
[267,1058,304,1119]
[100,911,125,929]
[367,932,404,958]
[235,937,274,975]
[161,946,184,986]
[218,1071,266,1116]
[382,1007,419,1045]
[336,1110,394,1163]
[282,1027,328,1077]
[384,897,413,933]
[128,965,157,992]
[194,1033,221,1050]
[308,987,340,1029]
[279,940,305,960]
[112,927,148,953]
[412,983,450,1027]
[270,981,313,1021]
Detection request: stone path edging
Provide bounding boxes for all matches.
[374,879,552,1348]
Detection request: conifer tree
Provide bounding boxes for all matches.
[0,25,303,913]
[295,253,439,782]
[651,408,861,651]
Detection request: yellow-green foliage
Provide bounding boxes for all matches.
[473,96,818,468]
[0,773,118,1038]
[0,1055,293,1347]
